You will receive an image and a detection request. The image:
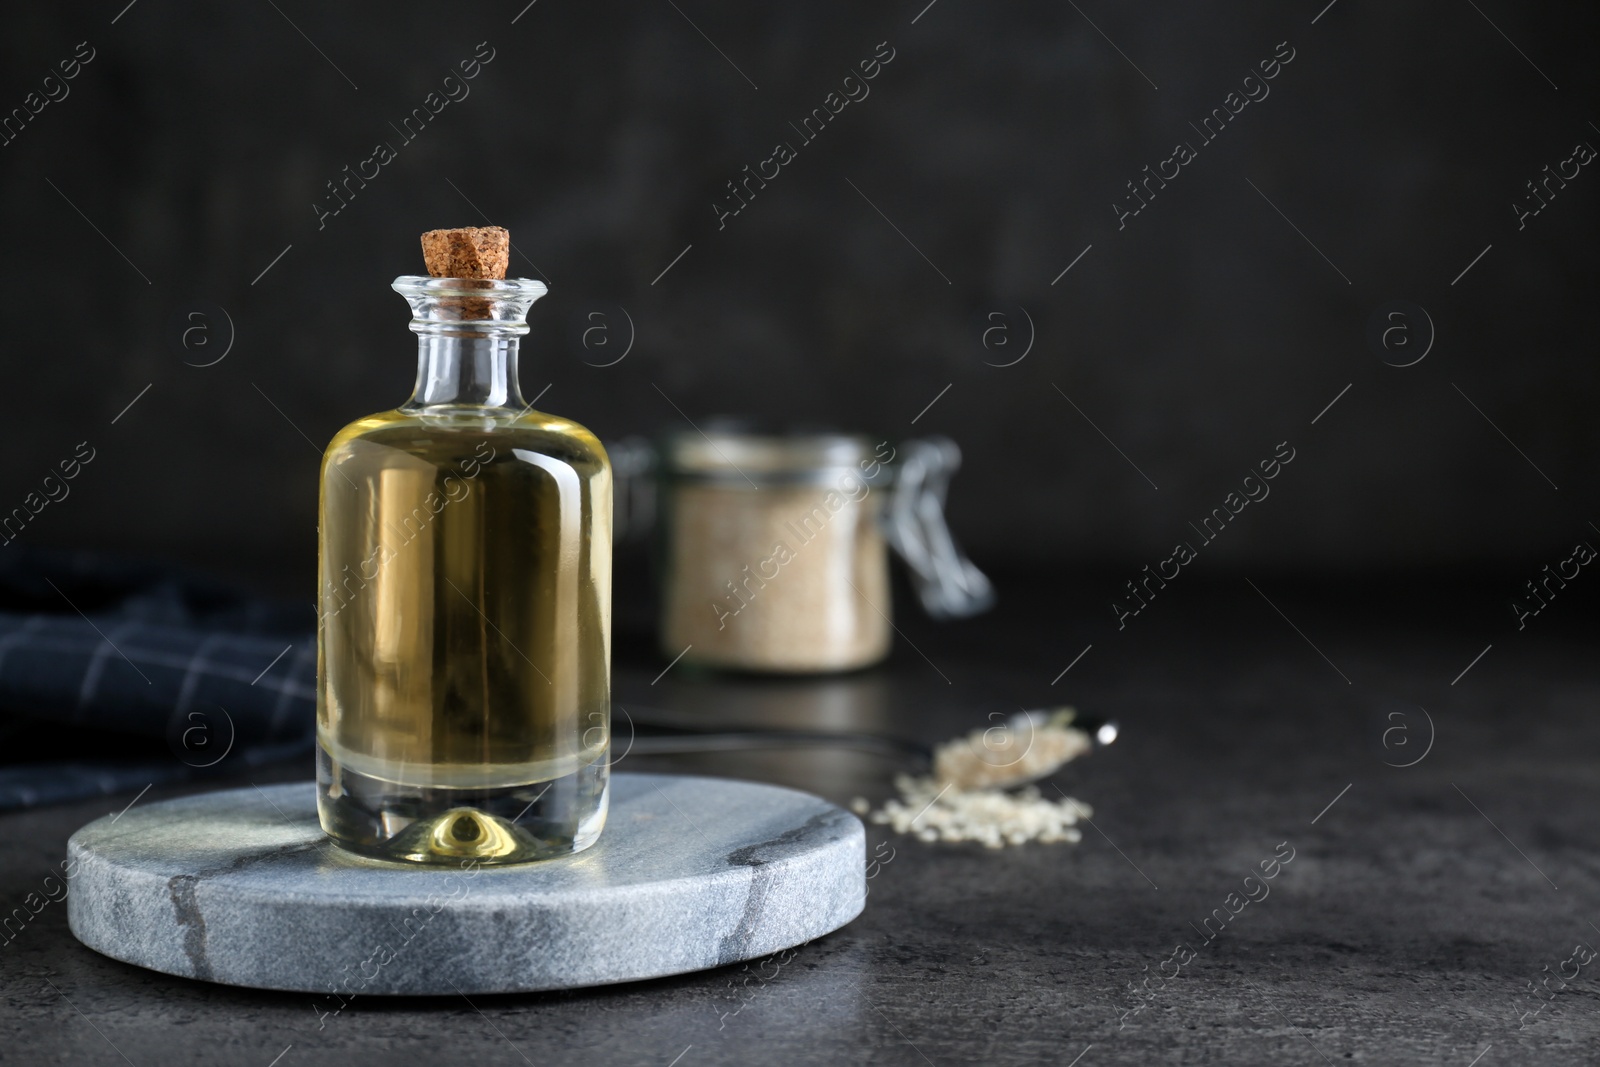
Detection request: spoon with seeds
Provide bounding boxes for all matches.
[619,705,1116,791]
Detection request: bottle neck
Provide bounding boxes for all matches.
[391,275,546,413]
[404,333,525,411]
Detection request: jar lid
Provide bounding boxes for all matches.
[659,424,894,488]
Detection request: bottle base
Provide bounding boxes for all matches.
[316,745,609,865]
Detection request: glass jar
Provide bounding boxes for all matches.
[651,427,991,673]
[316,276,611,865]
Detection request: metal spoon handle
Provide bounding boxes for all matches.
[621,730,928,760]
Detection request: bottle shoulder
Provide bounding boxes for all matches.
[323,409,609,471]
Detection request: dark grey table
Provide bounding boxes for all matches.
[3,573,1595,1065]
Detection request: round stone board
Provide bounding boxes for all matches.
[66,774,865,995]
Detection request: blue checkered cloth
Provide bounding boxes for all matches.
[0,550,315,810]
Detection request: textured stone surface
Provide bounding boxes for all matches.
[2,577,1597,1065]
[65,775,865,995]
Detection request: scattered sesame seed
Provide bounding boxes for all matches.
[864,772,1094,848]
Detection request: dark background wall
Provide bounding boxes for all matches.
[2,1,1596,593]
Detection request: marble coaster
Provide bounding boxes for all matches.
[66,774,865,995]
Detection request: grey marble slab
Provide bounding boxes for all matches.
[65,774,865,995]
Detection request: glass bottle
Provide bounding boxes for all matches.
[316,276,611,865]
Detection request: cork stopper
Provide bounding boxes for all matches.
[420,226,511,280]
[417,227,511,320]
